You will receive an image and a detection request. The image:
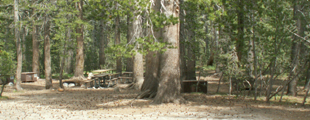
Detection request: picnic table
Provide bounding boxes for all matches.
[119,72,133,83]
[92,69,116,75]
[87,69,120,89]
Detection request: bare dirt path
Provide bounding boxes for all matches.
[0,78,309,120]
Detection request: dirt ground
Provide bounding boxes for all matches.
[1,75,310,120]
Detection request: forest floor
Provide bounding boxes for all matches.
[1,73,310,120]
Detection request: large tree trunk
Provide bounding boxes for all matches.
[14,0,23,91]
[32,21,40,78]
[99,21,106,69]
[153,0,183,104]
[139,51,159,98]
[74,0,85,78]
[44,15,52,89]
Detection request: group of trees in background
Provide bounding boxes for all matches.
[0,0,309,103]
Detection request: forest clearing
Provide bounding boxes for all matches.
[1,74,309,120]
[1,0,310,119]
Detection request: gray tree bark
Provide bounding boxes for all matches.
[130,6,144,90]
[74,0,85,78]
[32,21,40,78]
[15,0,23,91]
[65,27,74,74]
[44,15,52,89]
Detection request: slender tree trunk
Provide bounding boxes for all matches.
[22,27,27,71]
[74,0,84,78]
[99,21,106,69]
[305,64,310,90]
[288,2,303,96]
[214,24,220,73]
[126,10,133,72]
[32,21,40,78]
[133,52,144,90]
[236,0,244,62]
[153,0,183,104]
[15,0,23,91]
[287,42,299,96]
[303,74,310,106]
[59,43,66,89]
[266,27,278,102]
[131,7,144,90]
[252,20,258,100]
[186,9,196,80]
[114,1,122,73]
[179,0,186,80]
[65,27,73,74]
[44,15,52,89]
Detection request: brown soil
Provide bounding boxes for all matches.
[0,75,309,120]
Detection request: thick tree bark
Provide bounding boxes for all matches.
[44,15,52,89]
[74,0,85,78]
[139,51,159,98]
[14,0,22,91]
[99,21,106,69]
[153,0,183,104]
[32,21,40,78]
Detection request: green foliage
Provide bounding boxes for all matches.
[0,48,15,76]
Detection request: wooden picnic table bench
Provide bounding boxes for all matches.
[92,69,116,74]
[85,69,121,89]
[119,72,133,83]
